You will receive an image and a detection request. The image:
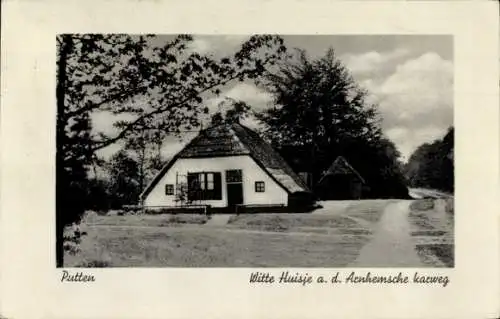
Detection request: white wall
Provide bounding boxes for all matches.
[143,155,288,207]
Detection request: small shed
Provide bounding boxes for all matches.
[315,156,366,200]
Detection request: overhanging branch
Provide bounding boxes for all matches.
[90,73,240,152]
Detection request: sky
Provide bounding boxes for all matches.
[93,34,453,162]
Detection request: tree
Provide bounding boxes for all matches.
[256,48,409,198]
[86,178,113,212]
[210,97,251,125]
[106,150,141,208]
[56,34,287,266]
[123,125,166,194]
[405,127,454,192]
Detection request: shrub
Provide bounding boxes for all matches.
[63,223,86,244]
[63,241,80,255]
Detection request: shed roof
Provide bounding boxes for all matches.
[317,156,366,185]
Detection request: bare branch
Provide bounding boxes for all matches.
[64,85,148,119]
[90,73,240,152]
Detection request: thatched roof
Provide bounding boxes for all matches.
[317,156,366,184]
[140,123,310,199]
[176,124,249,158]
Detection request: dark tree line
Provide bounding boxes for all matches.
[255,49,410,199]
[405,127,454,193]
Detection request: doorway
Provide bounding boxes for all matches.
[226,169,243,208]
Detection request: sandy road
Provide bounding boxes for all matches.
[351,200,424,267]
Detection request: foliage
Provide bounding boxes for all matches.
[256,48,409,198]
[86,178,112,211]
[106,150,142,207]
[210,97,251,125]
[405,127,454,192]
[123,128,164,191]
[63,223,87,255]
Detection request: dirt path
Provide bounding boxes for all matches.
[351,200,424,267]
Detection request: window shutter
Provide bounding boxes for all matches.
[213,172,222,200]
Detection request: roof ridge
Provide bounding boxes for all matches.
[228,125,251,154]
[231,123,310,192]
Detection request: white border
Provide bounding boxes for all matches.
[1,1,499,318]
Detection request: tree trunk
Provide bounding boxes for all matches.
[139,145,145,196]
[56,35,72,267]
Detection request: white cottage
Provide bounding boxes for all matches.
[140,123,312,212]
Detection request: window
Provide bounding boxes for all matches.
[226,169,242,183]
[199,173,205,190]
[206,173,214,190]
[187,172,222,200]
[255,181,265,192]
[165,184,174,195]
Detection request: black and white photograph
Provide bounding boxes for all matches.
[3,1,500,318]
[56,34,454,268]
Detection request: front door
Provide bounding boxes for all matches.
[226,170,243,208]
[227,183,243,206]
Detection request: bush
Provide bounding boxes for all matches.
[122,205,142,214]
[63,241,80,255]
[145,207,207,215]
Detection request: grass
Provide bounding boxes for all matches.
[409,198,454,267]
[411,230,446,236]
[411,217,436,231]
[67,199,454,267]
[82,211,209,227]
[66,198,456,268]
[409,199,437,231]
[343,200,392,224]
[66,201,390,267]
[228,213,359,230]
[227,212,377,237]
[410,199,435,211]
[77,259,111,267]
[65,226,369,267]
[409,199,454,234]
[416,244,454,267]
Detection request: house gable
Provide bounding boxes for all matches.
[142,155,288,207]
[140,123,310,202]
